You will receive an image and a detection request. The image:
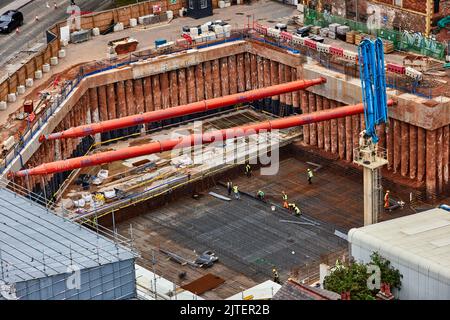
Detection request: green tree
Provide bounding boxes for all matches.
[369,251,402,291]
[323,253,402,300]
[323,261,374,300]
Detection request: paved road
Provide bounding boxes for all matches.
[0,0,115,67]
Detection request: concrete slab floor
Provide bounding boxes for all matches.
[116,179,347,299]
[113,152,417,297]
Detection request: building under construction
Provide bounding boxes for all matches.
[0,0,449,300]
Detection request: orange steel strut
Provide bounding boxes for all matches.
[13,99,394,177]
[39,78,326,142]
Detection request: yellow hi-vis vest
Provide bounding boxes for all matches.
[233,186,239,193]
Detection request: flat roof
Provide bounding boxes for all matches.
[0,186,136,284]
[348,208,450,277]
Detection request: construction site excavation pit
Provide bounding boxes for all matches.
[5,38,449,212]
[1,24,448,299]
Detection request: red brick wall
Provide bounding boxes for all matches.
[402,0,427,13]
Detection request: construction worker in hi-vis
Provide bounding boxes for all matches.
[384,190,390,209]
[233,185,240,200]
[272,268,281,284]
[257,190,265,200]
[282,191,288,209]
[245,163,252,178]
[294,205,301,216]
[307,168,314,184]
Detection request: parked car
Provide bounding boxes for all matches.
[194,250,219,268]
[0,10,24,34]
[296,25,312,37]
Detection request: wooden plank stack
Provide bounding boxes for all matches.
[346,31,356,44]
[382,39,394,54]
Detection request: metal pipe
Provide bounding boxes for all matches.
[14,99,394,177]
[39,78,327,142]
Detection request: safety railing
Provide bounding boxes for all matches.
[0,176,136,253]
[304,8,446,60]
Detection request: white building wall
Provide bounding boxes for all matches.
[350,239,450,300]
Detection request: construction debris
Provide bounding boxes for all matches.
[279,219,316,226]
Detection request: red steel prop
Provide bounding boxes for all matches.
[40,78,326,142]
[14,99,394,177]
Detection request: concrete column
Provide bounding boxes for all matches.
[143,77,154,112]
[308,93,317,146]
[134,79,145,114]
[237,53,245,93]
[106,83,116,120]
[98,85,108,122]
[263,58,271,111]
[250,54,258,90]
[316,95,323,149]
[409,125,417,180]
[377,123,385,150]
[323,98,330,152]
[436,127,443,194]
[74,103,82,146]
[338,117,345,159]
[203,61,213,100]
[400,122,409,177]
[212,60,221,98]
[301,90,309,144]
[331,101,338,155]
[187,66,197,104]
[195,64,205,101]
[443,125,449,192]
[270,61,279,109]
[63,116,73,156]
[426,129,437,199]
[54,138,62,162]
[345,116,352,162]
[152,75,161,110]
[386,122,393,171]
[178,68,188,105]
[115,81,126,118]
[79,94,87,126]
[417,127,426,183]
[219,58,229,97]
[257,56,264,90]
[160,73,170,109]
[291,67,299,114]
[228,55,238,95]
[353,115,361,153]
[125,79,136,115]
[169,70,179,107]
[276,64,285,115]
[393,120,401,173]
[244,52,252,91]
[285,66,292,109]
